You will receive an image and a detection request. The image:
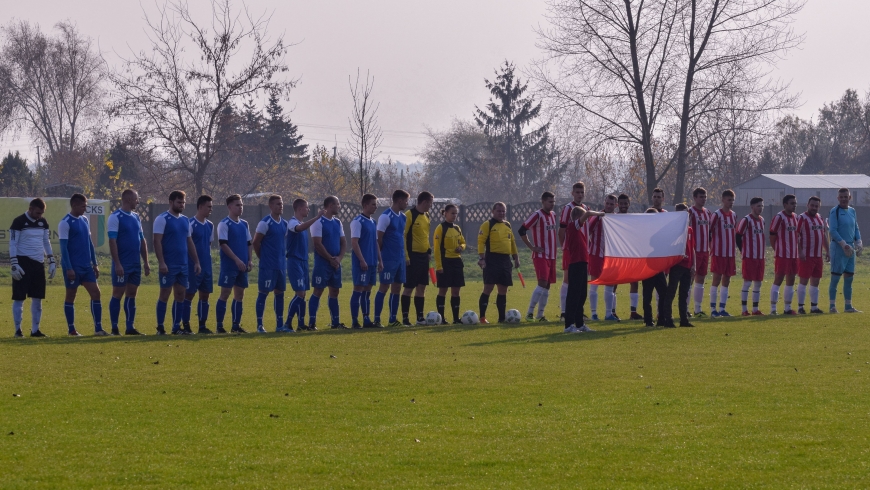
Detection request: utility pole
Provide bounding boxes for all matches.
[37,146,40,166]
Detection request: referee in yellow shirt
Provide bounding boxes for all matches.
[434,204,466,324]
[402,191,434,325]
[477,202,520,323]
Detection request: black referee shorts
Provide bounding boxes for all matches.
[483,253,513,286]
[436,257,465,288]
[404,252,430,288]
[12,256,47,301]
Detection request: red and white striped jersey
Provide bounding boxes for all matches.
[798,212,827,258]
[735,214,766,260]
[560,201,589,243]
[689,206,712,253]
[709,209,737,257]
[769,211,799,259]
[587,215,605,258]
[522,209,559,259]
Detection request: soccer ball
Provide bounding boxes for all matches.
[425,311,443,325]
[461,310,479,325]
[505,309,522,324]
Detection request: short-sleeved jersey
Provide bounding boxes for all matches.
[478,219,518,256]
[587,215,605,258]
[798,212,827,258]
[769,211,798,259]
[689,206,712,253]
[286,217,309,262]
[108,210,144,269]
[560,201,589,240]
[563,218,588,264]
[709,209,736,258]
[189,217,214,272]
[255,215,289,271]
[9,212,51,262]
[58,214,93,270]
[522,210,559,260]
[153,211,192,269]
[404,208,431,255]
[377,208,407,262]
[351,214,378,267]
[736,214,766,260]
[829,205,861,245]
[218,217,252,269]
[433,222,465,270]
[311,216,345,266]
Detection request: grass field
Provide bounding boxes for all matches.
[2,257,869,488]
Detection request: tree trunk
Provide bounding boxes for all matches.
[674,62,696,205]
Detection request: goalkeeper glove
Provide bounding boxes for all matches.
[856,240,863,256]
[10,258,24,281]
[48,256,57,279]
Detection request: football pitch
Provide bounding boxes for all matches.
[2,261,870,488]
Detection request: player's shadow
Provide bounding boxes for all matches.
[461,324,667,347]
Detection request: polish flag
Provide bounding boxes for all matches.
[590,212,688,285]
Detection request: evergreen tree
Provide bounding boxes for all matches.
[265,89,308,166]
[0,151,35,197]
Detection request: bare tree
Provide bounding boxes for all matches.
[110,0,293,195]
[346,69,383,197]
[0,20,105,158]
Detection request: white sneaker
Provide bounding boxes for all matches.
[577,324,595,332]
[563,325,581,333]
[256,325,267,333]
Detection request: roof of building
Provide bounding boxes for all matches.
[738,174,870,189]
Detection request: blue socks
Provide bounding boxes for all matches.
[328,297,340,325]
[829,274,841,304]
[216,299,227,328]
[182,299,192,324]
[309,295,320,325]
[350,291,361,324]
[156,300,167,328]
[64,302,75,332]
[123,297,136,332]
[256,292,268,326]
[109,297,121,332]
[91,300,103,332]
[231,300,243,326]
[374,291,386,321]
[389,293,400,322]
[274,294,284,329]
[844,274,854,305]
[197,300,209,328]
[363,291,372,322]
[286,296,300,326]
[171,301,182,331]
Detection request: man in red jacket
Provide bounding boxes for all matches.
[662,203,695,327]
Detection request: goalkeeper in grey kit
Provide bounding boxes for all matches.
[9,198,58,337]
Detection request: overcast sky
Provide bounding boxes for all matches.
[3,0,870,163]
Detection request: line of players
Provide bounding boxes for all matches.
[7,183,862,337]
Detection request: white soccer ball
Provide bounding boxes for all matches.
[461,310,479,325]
[505,309,522,324]
[425,311,443,325]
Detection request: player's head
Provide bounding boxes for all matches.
[782,194,796,213]
[750,197,764,215]
[69,193,87,216]
[361,193,377,215]
[492,202,506,221]
[572,182,585,203]
[541,191,556,212]
[652,188,664,208]
[675,203,688,212]
[838,187,851,207]
[197,195,213,217]
[442,203,458,223]
[645,207,658,214]
[721,189,735,210]
[226,194,243,218]
[604,194,617,213]
[28,198,46,219]
[392,189,410,210]
[416,191,434,213]
[692,187,707,207]
[121,189,139,209]
[268,194,283,216]
[617,193,630,213]
[168,190,186,213]
[323,196,341,216]
[807,196,821,216]
[292,198,309,217]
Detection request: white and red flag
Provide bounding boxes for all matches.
[590,212,689,285]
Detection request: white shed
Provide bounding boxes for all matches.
[733,174,870,208]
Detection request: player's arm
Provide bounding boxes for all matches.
[376,213,390,250]
[403,212,412,261]
[138,219,151,275]
[185,220,201,275]
[87,223,100,278]
[337,225,347,262]
[433,227,443,272]
[107,213,124,276]
[509,227,520,267]
[735,218,744,252]
[252,221,268,258]
[57,220,73,273]
[152,214,168,274]
[293,210,324,233]
[572,206,602,223]
[477,222,489,266]
[9,224,25,281]
[350,220,366,270]
[518,214,540,253]
[457,228,466,253]
[768,215,779,250]
[854,210,863,252]
[558,206,569,247]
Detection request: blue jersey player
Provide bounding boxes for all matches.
[183,195,215,334]
[310,196,347,329]
[253,195,289,333]
[350,193,383,328]
[374,189,410,326]
[829,187,863,313]
[153,190,201,335]
[108,189,150,335]
[216,194,253,333]
[59,193,103,336]
[283,199,323,331]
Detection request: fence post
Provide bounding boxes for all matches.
[506,204,512,224]
[459,204,466,232]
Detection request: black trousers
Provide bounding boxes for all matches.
[565,261,588,328]
[663,265,692,324]
[641,272,667,324]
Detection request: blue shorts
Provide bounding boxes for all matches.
[65,268,97,289]
[258,268,287,292]
[380,259,406,285]
[218,267,249,289]
[352,261,378,287]
[111,264,141,288]
[312,262,342,289]
[186,269,213,294]
[159,269,189,289]
[830,243,856,275]
[287,259,310,292]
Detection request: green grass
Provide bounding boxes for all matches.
[1,258,870,488]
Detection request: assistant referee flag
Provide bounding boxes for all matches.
[590,212,689,285]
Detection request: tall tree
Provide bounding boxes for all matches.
[265,88,307,167]
[0,151,35,196]
[346,69,383,197]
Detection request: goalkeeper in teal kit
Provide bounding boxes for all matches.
[828,187,862,313]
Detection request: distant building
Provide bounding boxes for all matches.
[733,174,870,208]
